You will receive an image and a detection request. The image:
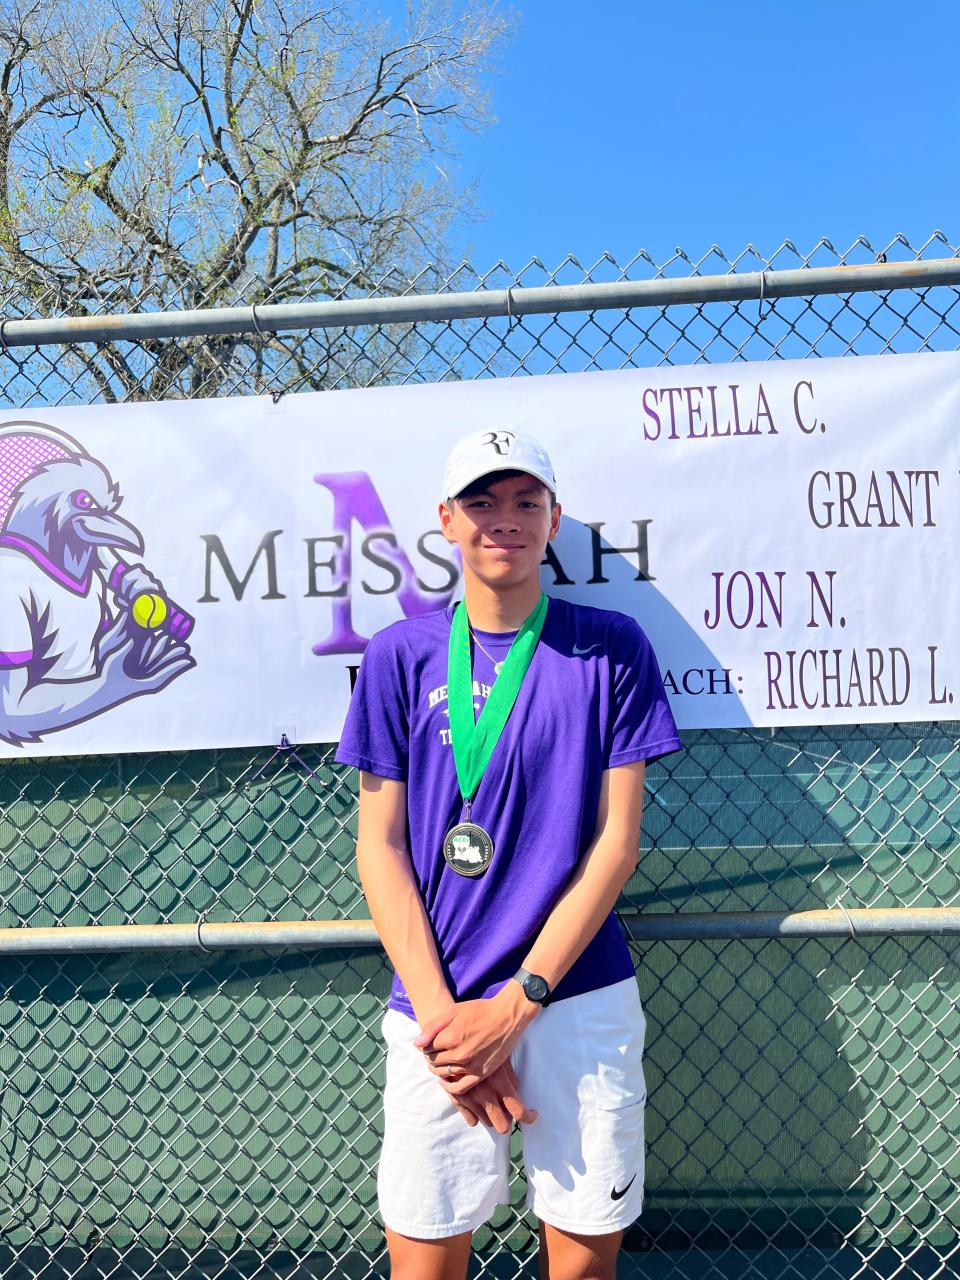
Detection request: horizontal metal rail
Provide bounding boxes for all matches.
[2,257,959,348]
[3,908,960,955]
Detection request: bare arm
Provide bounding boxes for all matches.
[356,771,452,1027]
[416,761,647,1084]
[357,771,536,1131]
[520,760,646,986]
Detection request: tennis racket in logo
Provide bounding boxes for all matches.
[0,420,193,638]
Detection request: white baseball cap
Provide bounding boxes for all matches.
[442,430,557,502]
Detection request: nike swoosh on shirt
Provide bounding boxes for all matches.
[610,1173,638,1201]
[572,643,601,656]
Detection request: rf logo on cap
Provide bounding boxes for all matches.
[481,430,516,456]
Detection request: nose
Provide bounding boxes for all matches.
[492,514,521,533]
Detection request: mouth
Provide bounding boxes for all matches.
[74,511,145,555]
[484,543,526,552]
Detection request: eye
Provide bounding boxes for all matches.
[72,491,97,511]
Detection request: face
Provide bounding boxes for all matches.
[439,472,561,591]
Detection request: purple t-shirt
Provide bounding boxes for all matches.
[336,596,681,1019]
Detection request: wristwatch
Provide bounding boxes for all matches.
[513,967,552,1008]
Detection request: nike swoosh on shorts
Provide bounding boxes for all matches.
[610,1173,638,1201]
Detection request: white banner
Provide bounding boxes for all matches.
[1,349,957,759]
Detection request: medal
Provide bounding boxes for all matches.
[442,809,495,877]
[443,593,549,878]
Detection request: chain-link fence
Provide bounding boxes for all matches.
[2,233,960,1280]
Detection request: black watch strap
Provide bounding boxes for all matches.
[514,967,552,1007]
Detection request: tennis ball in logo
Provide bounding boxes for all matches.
[131,593,168,629]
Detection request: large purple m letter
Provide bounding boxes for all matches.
[311,472,458,656]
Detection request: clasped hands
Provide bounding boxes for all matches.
[414,985,540,1134]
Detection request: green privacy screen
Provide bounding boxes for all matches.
[2,722,960,1280]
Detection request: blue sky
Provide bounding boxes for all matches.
[447,0,960,273]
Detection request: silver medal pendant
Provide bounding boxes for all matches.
[442,821,495,878]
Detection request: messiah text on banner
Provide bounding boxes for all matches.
[0,350,956,758]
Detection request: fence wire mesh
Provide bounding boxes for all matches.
[2,234,960,1279]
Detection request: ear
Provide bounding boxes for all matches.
[547,502,562,542]
[439,500,457,544]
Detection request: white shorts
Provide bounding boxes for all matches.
[378,978,646,1239]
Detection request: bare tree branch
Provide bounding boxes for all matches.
[0,0,508,399]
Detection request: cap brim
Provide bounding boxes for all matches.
[447,462,556,501]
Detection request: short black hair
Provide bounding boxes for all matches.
[454,469,557,509]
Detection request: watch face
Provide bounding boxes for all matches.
[523,974,549,1004]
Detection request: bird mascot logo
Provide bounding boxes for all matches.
[0,420,195,747]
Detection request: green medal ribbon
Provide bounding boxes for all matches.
[447,593,549,806]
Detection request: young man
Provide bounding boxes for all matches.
[336,430,681,1280]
